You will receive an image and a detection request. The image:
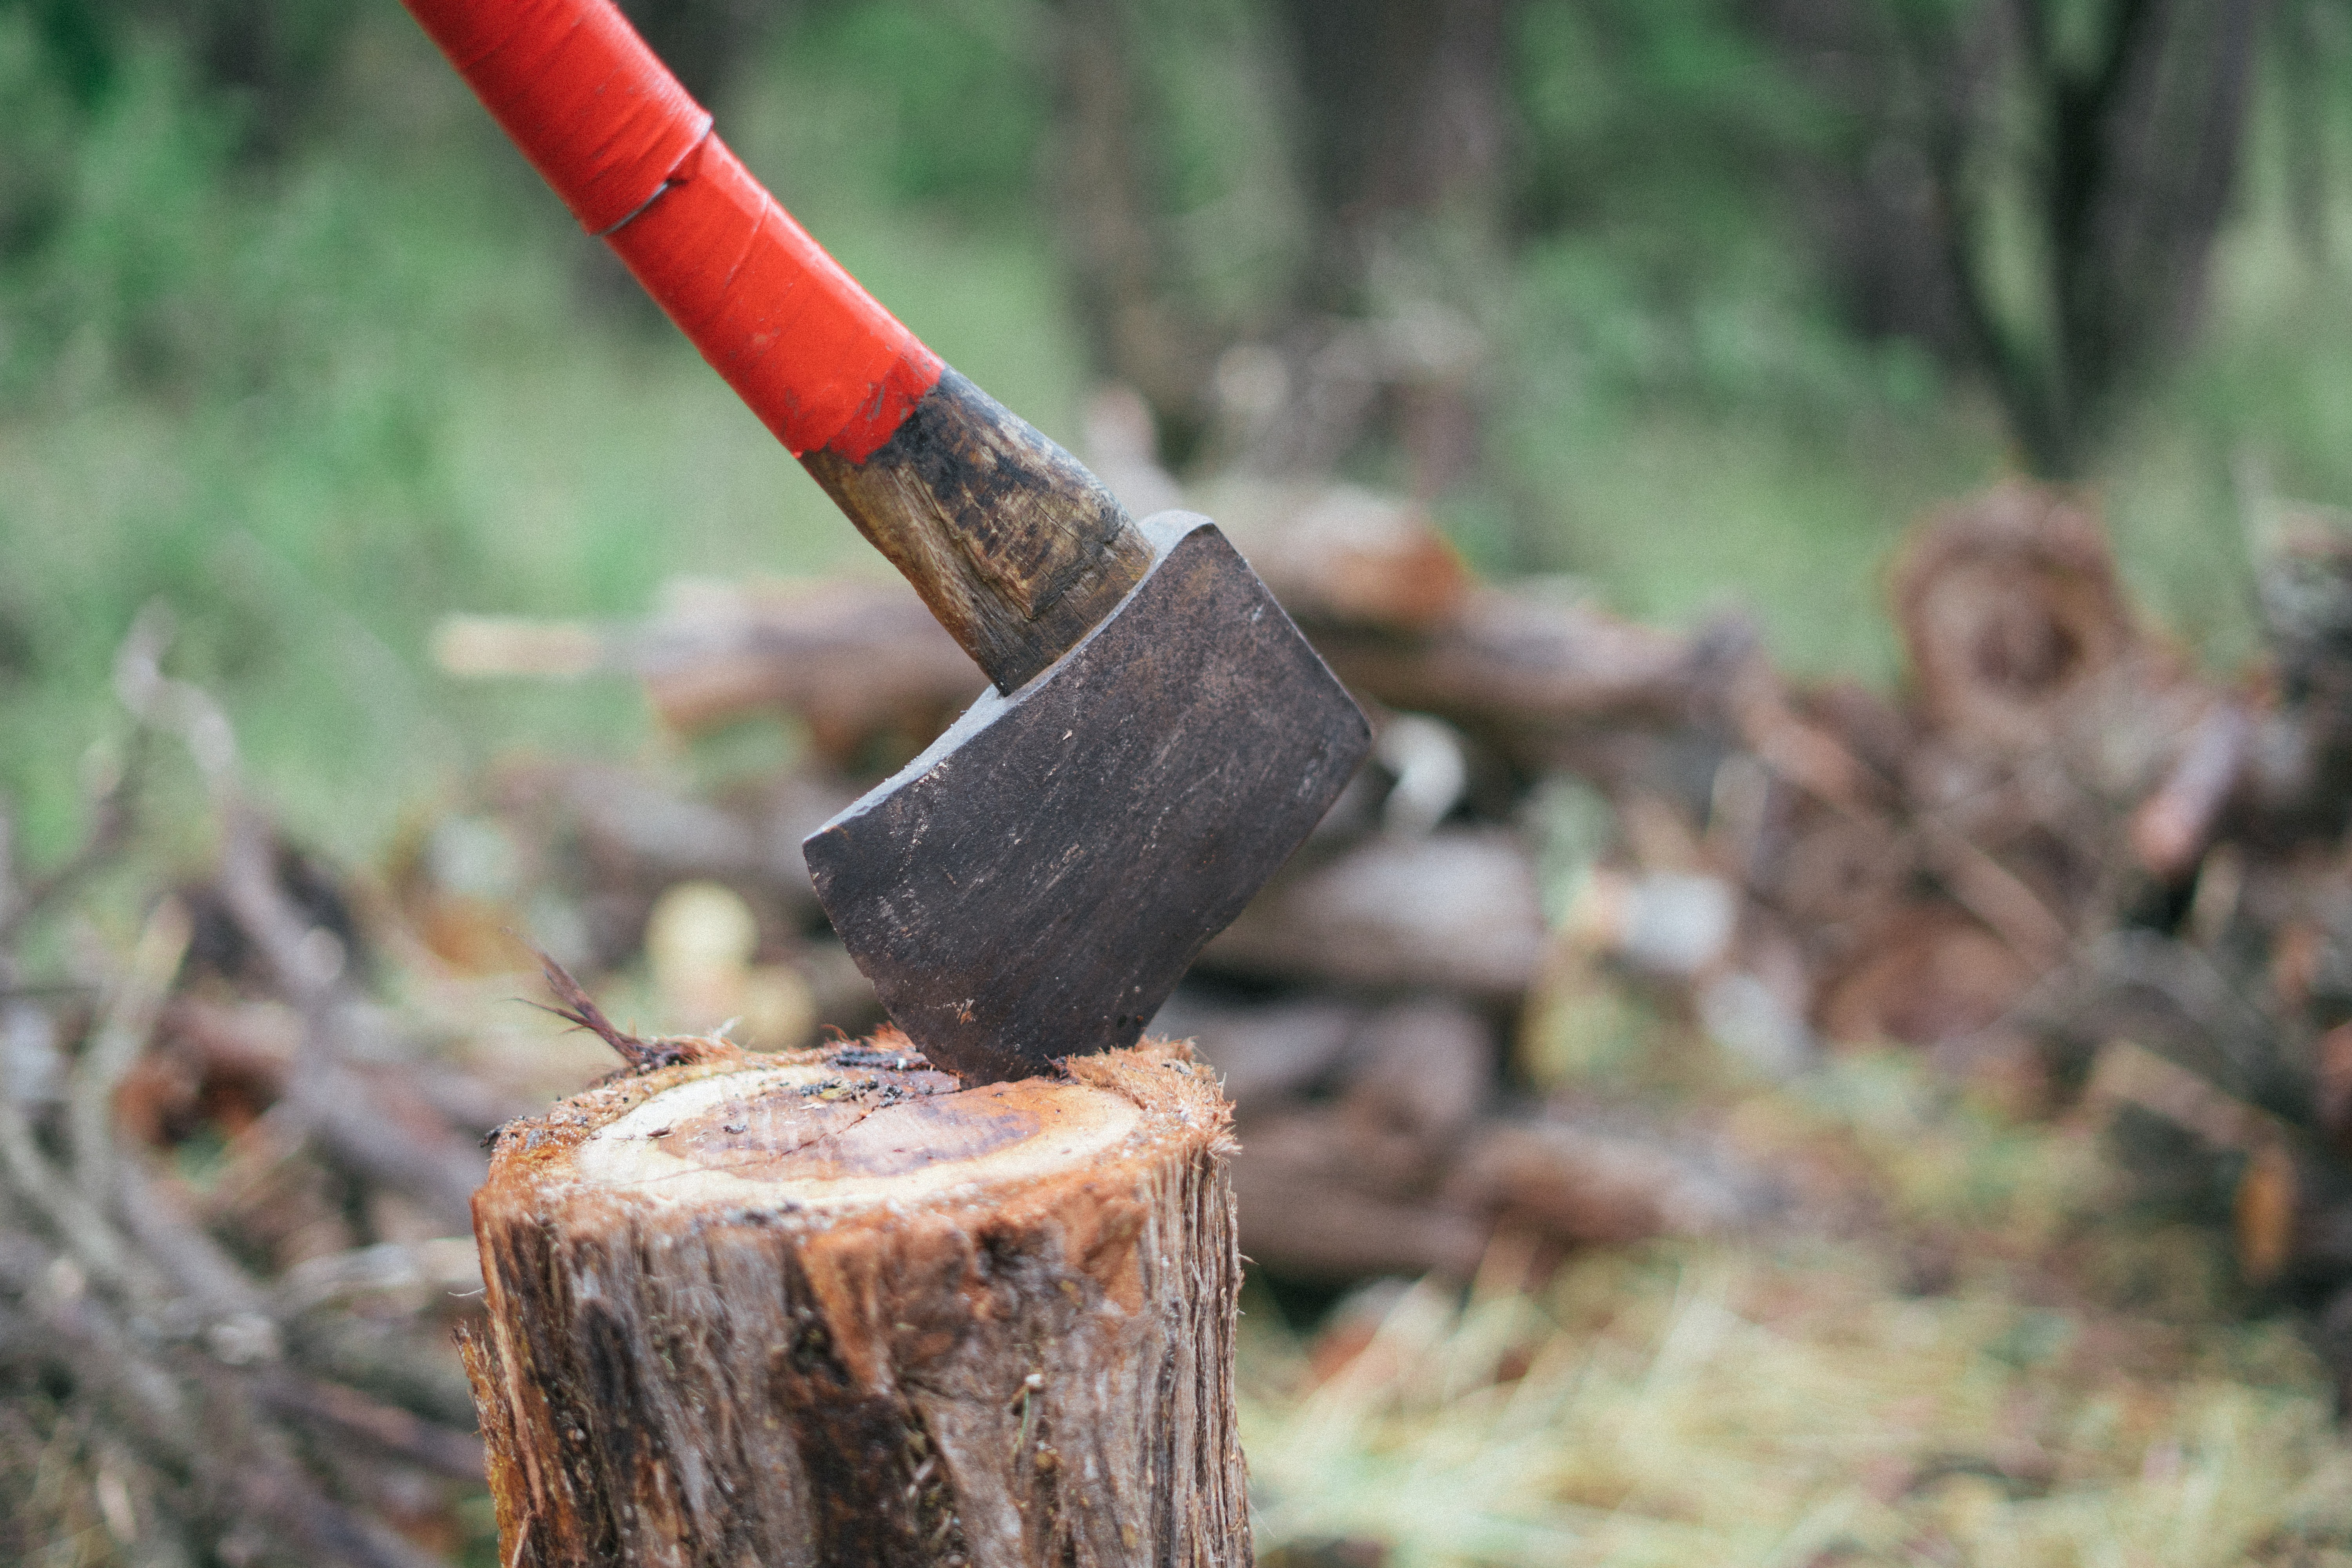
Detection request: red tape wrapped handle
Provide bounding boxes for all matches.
[402,0,942,462]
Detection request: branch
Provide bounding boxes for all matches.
[0,729,148,950]
[532,949,703,1073]
[257,1375,487,1481]
[68,897,192,1199]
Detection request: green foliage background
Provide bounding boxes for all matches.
[2,0,2349,869]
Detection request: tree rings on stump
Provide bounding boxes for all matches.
[463,1031,1249,1567]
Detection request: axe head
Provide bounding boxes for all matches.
[805,512,1371,1083]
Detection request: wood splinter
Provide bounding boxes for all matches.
[462,1024,1250,1567]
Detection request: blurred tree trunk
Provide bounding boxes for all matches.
[1272,0,1510,503]
[1051,0,1219,460]
[1276,0,1513,306]
[1979,0,2259,475]
[2278,0,2337,270]
[1049,0,1512,487]
[1799,0,2267,477]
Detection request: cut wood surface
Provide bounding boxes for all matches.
[465,1031,1249,1568]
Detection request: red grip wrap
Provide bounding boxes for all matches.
[403,0,707,237]
[604,135,945,461]
[400,0,941,460]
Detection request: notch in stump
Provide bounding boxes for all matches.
[463,1028,1251,1567]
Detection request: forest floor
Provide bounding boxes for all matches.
[10,600,2352,1565]
[12,15,2352,1565]
[1239,1038,2352,1568]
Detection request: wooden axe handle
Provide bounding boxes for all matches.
[401,0,1149,692]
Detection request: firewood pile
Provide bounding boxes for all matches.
[422,477,1765,1285]
[425,470,2352,1351]
[13,471,2352,1559]
[0,617,510,1566]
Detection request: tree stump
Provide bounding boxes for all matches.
[461,1031,1250,1567]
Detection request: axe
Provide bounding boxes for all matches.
[403,0,1370,1084]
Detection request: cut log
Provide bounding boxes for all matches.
[1306,588,1702,773]
[1336,999,1493,1156]
[1891,483,2133,750]
[1448,1118,1742,1246]
[1226,1106,1487,1281]
[1197,828,1546,997]
[463,1032,1249,1568]
[434,576,983,768]
[1207,481,1474,633]
[441,545,1696,783]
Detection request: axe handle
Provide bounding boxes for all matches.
[401,0,1150,693]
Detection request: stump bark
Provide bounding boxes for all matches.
[461,1031,1250,1568]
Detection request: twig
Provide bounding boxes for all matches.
[0,730,150,951]
[216,803,342,1008]
[191,1100,313,1228]
[111,1159,277,1338]
[213,803,485,1227]
[2085,1040,2288,1155]
[273,1238,482,1318]
[257,1374,487,1480]
[532,949,689,1071]
[4,1201,453,1568]
[285,1061,484,1230]
[0,612,477,1562]
[112,603,236,795]
[1726,664,2074,965]
[0,1080,136,1291]
[68,897,193,1199]
[2129,699,2251,878]
[2022,929,2293,1109]
[1912,817,2074,966]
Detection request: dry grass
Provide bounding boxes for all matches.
[1239,1050,2352,1567]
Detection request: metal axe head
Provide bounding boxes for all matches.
[805,512,1370,1084]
